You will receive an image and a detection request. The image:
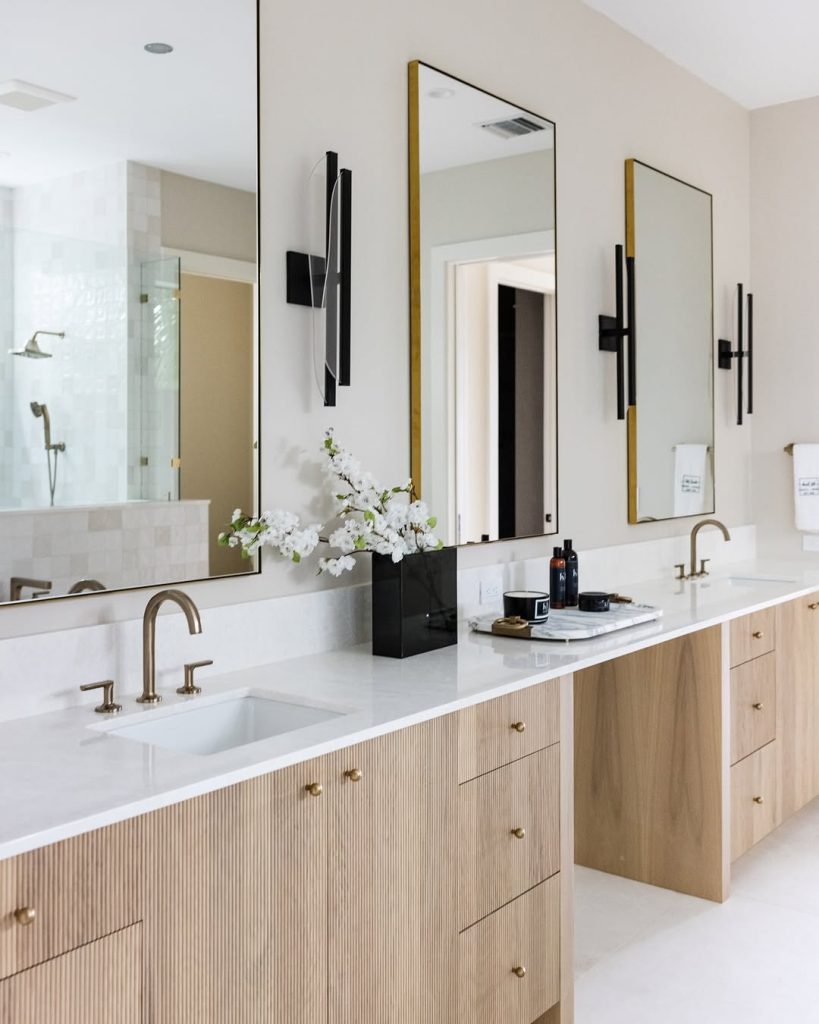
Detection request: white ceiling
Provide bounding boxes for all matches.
[0,0,256,191]
[419,65,553,174]
[583,0,819,110]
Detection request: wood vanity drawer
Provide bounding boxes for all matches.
[730,608,775,668]
[459,874,560,1024]
[0,818,142,980]
[458,679,559,783]
[459,745,559,930]
[731,652,776,765]
[731,741,779,862]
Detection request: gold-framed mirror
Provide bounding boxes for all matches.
[409,61,558,546]
[626,159,715,524]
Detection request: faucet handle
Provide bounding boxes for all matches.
[79,679,122,715]
[674,563,687,581]
[699,558,711,577]
[177,660,213,696]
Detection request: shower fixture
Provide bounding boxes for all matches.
[10,329,65,359]
[30,401,65,506]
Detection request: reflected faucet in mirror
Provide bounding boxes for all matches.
[67,579,106,595]
[139,589,204,705]
[10,577,52,601]
[675,519,731,580]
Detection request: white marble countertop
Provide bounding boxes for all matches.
[3,559,819,862]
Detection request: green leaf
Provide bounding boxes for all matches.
[363,510,375,523]
[354,536,367,550]
[427,516,437,528]
[292,552,301,563]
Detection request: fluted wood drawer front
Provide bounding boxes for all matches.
[731,652,776,765]
[732,741,779,862]
[458,680,559,783]
[730,609,775,668]
[0,818,142,981]
[459,875,560,1024]
[0,923,141,1024]
[459,745,559,930]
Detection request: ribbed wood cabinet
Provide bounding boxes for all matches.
[0,677,572,1023]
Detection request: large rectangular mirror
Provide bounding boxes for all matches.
[409,62,557,546]
[627,160,714,523]
[0,0,258,604]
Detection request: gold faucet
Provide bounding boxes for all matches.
[676,519,732,580]
[138,589,203,704]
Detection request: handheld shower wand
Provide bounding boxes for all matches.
[30,402,65,506]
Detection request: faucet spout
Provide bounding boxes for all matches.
[139,589,203,704]
[688,519,731,579]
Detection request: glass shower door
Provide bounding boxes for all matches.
[139,257,181,501]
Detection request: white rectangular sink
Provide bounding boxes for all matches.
[105,693,346,756]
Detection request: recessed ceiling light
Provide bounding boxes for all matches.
[144,42,174,55]
[428,87,456,100]
[0,80,75,112]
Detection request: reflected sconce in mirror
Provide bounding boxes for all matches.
[718,283,753,426]
[598,243,635,419]
[286,150,352,407]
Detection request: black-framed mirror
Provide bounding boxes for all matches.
[0,0,259,605]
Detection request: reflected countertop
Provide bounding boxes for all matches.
[3,558,819,862]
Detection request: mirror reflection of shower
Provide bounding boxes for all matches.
[9,329,65,359]
[30,402,66,507]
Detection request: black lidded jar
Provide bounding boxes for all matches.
[563,538,579,607]
[549,546,566,610]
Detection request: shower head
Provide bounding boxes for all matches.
[9,330,65,359]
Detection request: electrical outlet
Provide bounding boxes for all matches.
[480,578,503,605]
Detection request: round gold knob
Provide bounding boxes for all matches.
[753,795,764,805]
[752,702,764,711]
[512,966,527,979]
[511,827,526,839]
[14,907,36,926]
[511,721,526,733]
[304,782,323,797]
[809,602,819,610]
[752,631,764,639]
[344,768,363,782]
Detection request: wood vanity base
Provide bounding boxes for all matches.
[574,626,728,902]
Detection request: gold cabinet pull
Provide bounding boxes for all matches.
[511,827,526,839]
[512,966,527,979]
[809,602,819,610]
[304,782,323,797]
[14,907,36,926]
[752,702,764,711]
[753,795,764,805]
[511,721,526,733]
[344,768,363,782]
[752,631,764,639]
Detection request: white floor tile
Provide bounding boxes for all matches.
[576,797,819,1022]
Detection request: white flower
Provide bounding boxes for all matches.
[318,555,356,576]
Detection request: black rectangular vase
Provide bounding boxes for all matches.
[371,547,458,659]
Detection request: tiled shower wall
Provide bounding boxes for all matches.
[9,162,130,508]
[2,161,164,511]
[0,500,209,603]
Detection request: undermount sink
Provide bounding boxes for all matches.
[102,691,347,756]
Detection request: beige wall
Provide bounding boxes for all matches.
[1,0,753,638]
[751,96,819,557]
[160,171,256,263]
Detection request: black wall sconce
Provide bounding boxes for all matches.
[599,243,635,420]
[286,151,352,407]
[718,283,753,426]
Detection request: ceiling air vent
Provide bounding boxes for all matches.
[480,116,547,140]
[0,80,75,112]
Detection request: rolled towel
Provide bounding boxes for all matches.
[792,444,819,532]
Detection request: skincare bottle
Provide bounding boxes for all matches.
[563,539,579,607]
[550,547,567,609]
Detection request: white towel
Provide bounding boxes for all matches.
[673,444,708,517]
[792,444,819,532]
